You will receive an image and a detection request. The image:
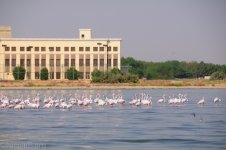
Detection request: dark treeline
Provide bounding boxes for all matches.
[121,57,226,79]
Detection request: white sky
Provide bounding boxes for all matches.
[1,0,226,64]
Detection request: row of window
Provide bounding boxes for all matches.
[4,46,118,52]
[34,72,90,79]
[5,59,118,67]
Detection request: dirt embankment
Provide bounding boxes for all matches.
[1,79,226,89]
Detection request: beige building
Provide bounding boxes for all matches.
[0,26,121,80]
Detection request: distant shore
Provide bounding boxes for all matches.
[0,79,226,89]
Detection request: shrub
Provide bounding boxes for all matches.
[124,73,139,83]
[210,71,225,80]
[91,69,104,83]
[13,66,26,80]
[40,67,48,80]
[66,67,79,80]
[91,68,139,83]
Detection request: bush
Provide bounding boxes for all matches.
[210,71,225,80]
[91,69,105,83]
[66,67,79,80]
[91,68,139,83]
[13,66,26,80]
[40,67,48,80]
[124,73,139,83]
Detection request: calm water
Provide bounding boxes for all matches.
[0,88,226,150]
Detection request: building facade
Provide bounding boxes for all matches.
[0,27,121,80]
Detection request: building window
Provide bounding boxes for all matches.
[86,72,90,79]
[100,59,104,66]
[93,47,98,52]
[71,59,75,66]
[79,72,84,79]
[56,47,60,51]
[79,59,84,66]
[79,47,84,52]
[20,47,25,52]
[27,47,31,51]
[35,59,39,67]
[49,47,54,52]
[35,72,39,79]
[49,72,54,79]
[100,47,104,51]
[5,47,10,51]
[93,59,98,66]
[71,47,75,52]
[41,59,46,67]
[113,59,118,67]
[50,59,54,66]
[12,59,16,67]
[56,72,61,79]
[107,59,111,66]
[64,59,69,67]
[64,47,69,51]
[5,59,10,67]
[107,46,111,51]
[27,72,31,80]
[35,47,39,52]
[113,47,118,51]
[41,47,45,51]
[85,47,90,51]
[12,47,16,51]
[81,34,85,38]
[56,59,60,66]
[86,59,90,67]
[20,59,25,66]
[27,59,31,67]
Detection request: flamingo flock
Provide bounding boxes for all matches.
[0,92,223,110]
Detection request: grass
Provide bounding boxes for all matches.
[0,79,226,88]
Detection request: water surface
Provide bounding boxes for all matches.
[0,88,225,150]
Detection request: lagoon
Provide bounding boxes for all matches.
[0,88,226,150]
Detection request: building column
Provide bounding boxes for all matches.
[54,54,56,80]
[9,54,12,74]
[97,53,100,70]
[104,50,107,72]
[16,53,20,67]
[61,54,64,79]
[46,53,50,78]
[0,49,5,80]
[75,54,79,71]
[69,53,71,67]
[90,54,93,74]
[24,54,27,80]
[31,53,35,80]
[111,53,113,69]
[83,54,86,79]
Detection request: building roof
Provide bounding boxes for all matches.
[0,38,122,41]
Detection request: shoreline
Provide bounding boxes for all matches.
[1,79,226,90]
[1,85,226,90]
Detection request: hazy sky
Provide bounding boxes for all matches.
[1,0,226,64]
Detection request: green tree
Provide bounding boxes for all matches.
[13,66,26,80]
[66,67,79,80]
[121,57,145,78]
[210,71,225,80]
[40,67,48,80]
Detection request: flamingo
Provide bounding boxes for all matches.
[117,95,125,104]
[197,97,205,105]
[214,97,221,103]
[157,94,166,103]
[97,99,106,106]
